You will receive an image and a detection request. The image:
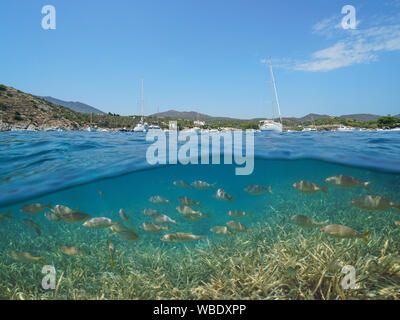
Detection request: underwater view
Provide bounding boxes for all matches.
[0,131,399,300]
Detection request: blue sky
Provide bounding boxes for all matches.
[0,0,399,118]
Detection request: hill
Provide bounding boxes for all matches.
[152,110,385,123]
[299,113,332,122]
[0,85,80,130]
[0,84,151,130]
[151,110,210,120]
[151,109,244,121]
[41,96,105,114]
[340,114,381,122]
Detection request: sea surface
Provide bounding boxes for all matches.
[0,131,399,300]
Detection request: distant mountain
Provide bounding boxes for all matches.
[151,110,237,121]
[152,110,385,123]
[299,113,332,121]
[340,114,381,122]
[151,110,212,120]
[296,113,381,122]
[41,96,105,114]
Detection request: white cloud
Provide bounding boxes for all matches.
[312,14,342,37]
[293,18,400,72]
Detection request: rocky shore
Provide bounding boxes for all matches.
[0,120,77,131]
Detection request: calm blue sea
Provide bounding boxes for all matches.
[1,129,399,241]
[1,131,399,208]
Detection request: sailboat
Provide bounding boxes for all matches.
[259,57,283,132]
[303,116,317,131]
[133,78,149,133]
[84,113,97,132]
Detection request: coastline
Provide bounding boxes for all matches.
[1,122,399,133]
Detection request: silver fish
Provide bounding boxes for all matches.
[326,175,373,191]
[176,205,198,215]
[20,203,51,215]
[161,232,204,242]
[22,219,41,236]
[176,206,208,221]
[0,211,14,222]
[322,224,370,243]
[142,209,176,224]
[213,188,233,204]
[114,229,140,241]
[350,195,400,211]
[244,185,272,195]
[227,210,252,219]
[226,220,248,232]
[83,217,114,229]
[140,222,169,234]
[51,205,74,218]
[173,180,190,188]
[191,180,216,190]
[149,196,170,204]
[210,226,234,235]
[179,196,201,207]
[293,181,328,194]
[290,215,327,227]
[119,209,130,224]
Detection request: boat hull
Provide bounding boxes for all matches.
[259,122,283,132]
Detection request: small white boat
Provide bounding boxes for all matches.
[180,127,201,134]
[133,120,148,132]
[337,126,355,132]
[191,127,201,133]
[259,120,282,132]
[84,113,97,132]
[45,127,64,132]
[303,127,317,132]
[148,124,161,130]
[84,126,97,132]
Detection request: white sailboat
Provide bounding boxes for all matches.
[133,78,148,132]
[303,116,317,131]
[148,124,161,130]
[337,125,355,132]
[84,113,97,132]
[259,57,283,132]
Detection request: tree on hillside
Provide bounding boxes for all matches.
[377,116,399,128]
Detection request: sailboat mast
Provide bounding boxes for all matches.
[269,74,275,121]
[263,65,275,121]
[268,57,282,124]
[141,78,144,122]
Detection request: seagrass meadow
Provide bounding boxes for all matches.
[0,157,400,300]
